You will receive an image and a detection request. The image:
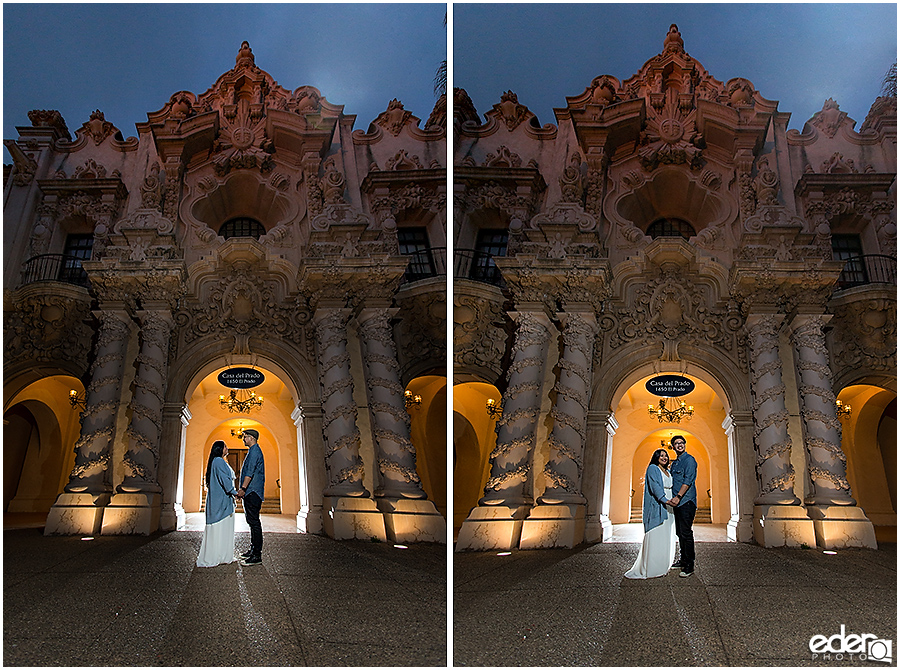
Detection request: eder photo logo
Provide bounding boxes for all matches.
[809,624,893,663]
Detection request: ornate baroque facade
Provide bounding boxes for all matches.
[453,26,896,550]
[4,42,447,541]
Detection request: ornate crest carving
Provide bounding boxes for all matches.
[78,110,119,145]
[486,91,532,131]
[4,290,93,371]
[375,99,414,136]
[810,99,849,139]
[453,292,509,382]
[830,298,897,374]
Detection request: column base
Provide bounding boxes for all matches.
[585,513,614,543]
[101,493,161,535]
[159,502,181,531]
[323,496,387,541]
[455,505,530,552]
[807,505,877,549]
[753,504,817,547]
[296,506,323,535]
[519,504,585,549]
[727,515,753,542]
[44,493,111,536]
[376,498,446,544]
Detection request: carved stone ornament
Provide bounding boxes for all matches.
[375,99,414,136]
[483,146,522,168]
[809,99,849,139]
[28,109,72,139]
[487,91,533,131]
[396,289,447,381]
[78,110,119,145]
[638,97,703,171]
[453,292,508,380]
[830,298,897,374]
[385,150,423,171]
[4,290,93,370]
[3,140,38,186]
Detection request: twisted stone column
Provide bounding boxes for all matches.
[538,311,597,505]
[790,315,855,506]
[480,311,552,507]
[357,307,426,499]
[65,310,132,493]
[314,308,368,497]
[118,311,173,493]
[746,314,800,505]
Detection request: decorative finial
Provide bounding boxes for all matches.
[236,41,255,67]
[664,24,684,52]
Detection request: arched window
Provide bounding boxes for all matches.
[646,218,696,240]
[219,217,265,240]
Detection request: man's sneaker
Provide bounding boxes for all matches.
[670,563,684,570]
[241,555,262,566]
[679,568,694,578]
[240,549,253,559]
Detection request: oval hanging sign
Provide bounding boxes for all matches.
[646,375,695,397]
[218,368,265,389]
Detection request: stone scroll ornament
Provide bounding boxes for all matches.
[118,311,174,492]
[480,311,552,507]
[357,308,427,499]
[746,315,800,504]
[539,312,598,504]
[65,311,132,493]
[314,309,368,496]
[790,316,856,506]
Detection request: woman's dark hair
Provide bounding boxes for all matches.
[205,440,226,488]
[650,448,670,468]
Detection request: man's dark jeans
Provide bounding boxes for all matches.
[243,492,263,557]
[673,500,696,570]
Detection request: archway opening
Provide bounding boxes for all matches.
[452,381,501,536]
[180,363,301,532]
[406,375,448,518]
[838,384,897,543]
[609,374,731,541]
[3,374,83,525]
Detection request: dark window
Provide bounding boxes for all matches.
[470,229,508,282]
[832,234,866,284]
[219,217,265,240]
[646,218,696,240]
[60,234,92,284]
[398,227,435,280]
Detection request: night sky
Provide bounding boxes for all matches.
[3,3,447,147]
[454,3,897,132]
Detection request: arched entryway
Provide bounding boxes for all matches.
[837,384,897,543]
[3,375,83,518]
[452,381,501,535]
[406,375,447,519]
[607,374,731,540]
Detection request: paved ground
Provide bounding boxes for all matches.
[455,541,896,667]
[3,524,446,667]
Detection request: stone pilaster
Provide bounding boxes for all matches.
[746,314,801,505]
[45,309,132,536]
[790,314,876,549]
[456,310,552,551]
[293,404,325,535]
[102,310,174,535]
[313,307,369,498]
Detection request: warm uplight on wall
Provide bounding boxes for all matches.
[404,390,422,410]
[69,389,87,410]
[486,398,503,419]
[648,397,693,423]
[835,399,851,420]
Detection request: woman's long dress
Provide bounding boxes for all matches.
[625,466,676,579]
[196,457,238,568]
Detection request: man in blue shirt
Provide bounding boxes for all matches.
[668,434,697,577]
[236,429,265,565]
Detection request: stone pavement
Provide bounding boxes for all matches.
[3,525,446,666]
[454,541,896,667]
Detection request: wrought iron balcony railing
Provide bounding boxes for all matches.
[835,255,896,290]
[454,248,506,287]
[401,246,446,283]
[21,254,91,288]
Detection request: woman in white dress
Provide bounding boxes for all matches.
[196,440,239,567]
[625,448,676,579]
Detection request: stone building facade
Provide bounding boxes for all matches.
[4,42,447,542]
[453,25,895,550]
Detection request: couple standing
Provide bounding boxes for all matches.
[625,434,697,580]
[196,429,266,568]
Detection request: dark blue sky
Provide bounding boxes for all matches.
[454,3,897,131]
[4,3,446,145]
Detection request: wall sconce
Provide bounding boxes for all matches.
[836,399,851,420]
[69,389,87,411]
[404,390,422,410]
[486,398,503,419]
